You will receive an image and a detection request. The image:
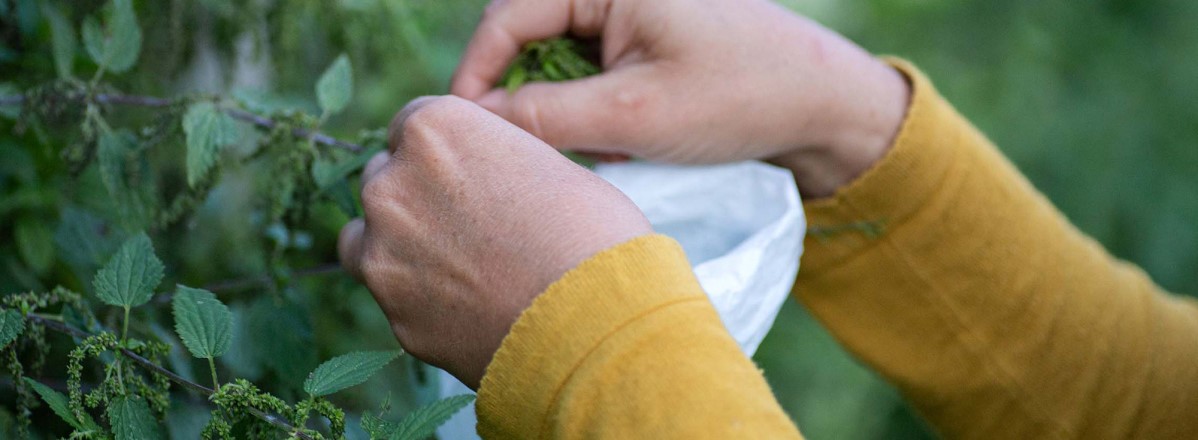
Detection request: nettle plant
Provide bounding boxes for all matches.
[0,1,483,438]
[0,0,598,437]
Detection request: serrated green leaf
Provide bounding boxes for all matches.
[105,0,141,72]
[172,285,232,359]
[24,378,102,432]
[108,395,162,440]
[304,350,400,397]
[360,411,399,439]
[43,3,76,79]
[81,16,104,66]
[93,232,164,308]
[182,102,236,187]
[390,395,475,440]
[54,206,123,273]
[0,309,25,350]
[316,54,353,116]
[312,146,383,189]
[82,0,141,72]
[98,129,135,199]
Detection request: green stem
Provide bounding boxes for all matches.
[115,359,127,395]
[121,306,130,343]
[28,313,64,322]
[208,357,220,392]
[89,61,108,88]
[116,305,130,395]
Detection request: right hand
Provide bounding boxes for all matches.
[451,0,910,198]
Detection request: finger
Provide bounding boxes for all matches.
[337,218,366,282]
[473,68,652,153]
[361,151,390,193]
[450,0,612,99]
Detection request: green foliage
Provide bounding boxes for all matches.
[172,285,233,360]
[312,147,384,190]
[24,378,102,433]
[386,394,475,440]
[82,0,142,74]
[109,395,163,440]
[42,3,77,79]
[304,350,401,397]
[93,233,164,308]
[317,54,354,117]
[14,217,54,275]
[182,102,238,188]
[501,37,600,91]
[0,309,24,350]
[1,1,474,438]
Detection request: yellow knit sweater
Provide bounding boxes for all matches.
[473,60,1198,439]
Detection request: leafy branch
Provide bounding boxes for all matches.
[0,92,364,153]
[25,313,317,440]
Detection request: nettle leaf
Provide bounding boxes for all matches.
[108,395,162,440]
[81,17,104,67]
[1,309,25,350]
[304,350,400,397]
[15,215,55,275]
[390,395,475,440]
[316,54,353,116]
[312,146,383,190]
[82,0,141,72]
[360,411,398,439]
[172,285,232,359]
[182,102,237,187]
[93,232,164,308]
[98,129,136,199]
[25,378,102,432]
[43,3,76,79]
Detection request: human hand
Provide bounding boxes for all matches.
[337,96,652,388]
[451,0,910,198]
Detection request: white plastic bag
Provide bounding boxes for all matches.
[434,160,805,439]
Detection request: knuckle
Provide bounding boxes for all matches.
[359,175,394,214]
[399,97,473,137]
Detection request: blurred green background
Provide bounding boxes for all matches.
[2,0,1195,438]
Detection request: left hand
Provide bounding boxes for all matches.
[337,96,652,388]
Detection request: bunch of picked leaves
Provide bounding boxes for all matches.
[500,37,601,91]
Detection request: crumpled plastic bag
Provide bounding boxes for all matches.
[434,160,805,439]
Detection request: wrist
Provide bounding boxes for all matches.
[773,59,910,199]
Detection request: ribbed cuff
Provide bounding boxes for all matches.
[475,234,706,439]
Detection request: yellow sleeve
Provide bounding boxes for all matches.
[794,58,1198,439]
[474,234,803,439]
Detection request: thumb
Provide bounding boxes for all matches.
[337,218,366,282]
[474,68,657,154]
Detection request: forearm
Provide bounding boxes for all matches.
[793,59,1198,438]
[477,235,802,439]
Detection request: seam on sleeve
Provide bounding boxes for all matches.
[864,209,1076,439]
[534,296,708,439]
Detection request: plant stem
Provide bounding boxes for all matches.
[116,305,130,394]
[0,93,364,153]
[25,314,315,440]
[121,306,130,343]
[208,357,220,392]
